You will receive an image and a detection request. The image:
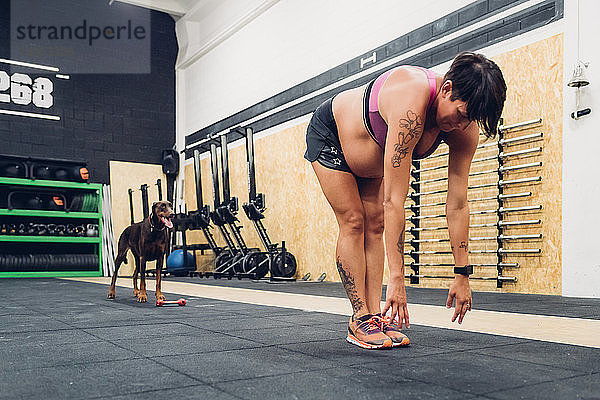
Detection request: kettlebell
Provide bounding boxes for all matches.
[86,224,99,237]
[74,225,85,236]
[54,225,66,235]
[47,224,57,235]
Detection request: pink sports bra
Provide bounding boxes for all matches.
[363,66,443,159]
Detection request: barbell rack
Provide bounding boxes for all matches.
[406,192,533,210]
[408,176,541,199]
[412,161,542,186]
[413,147,542,175]
[426,131,544,160]
[407,219,542,234]
[406,274,518,283]
[405,248,541,256]
[408,262,519,268]
[406,205,542,222]
[406,233,542,245]
[405,117,543,287]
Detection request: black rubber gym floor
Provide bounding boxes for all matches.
[1,278,599,400]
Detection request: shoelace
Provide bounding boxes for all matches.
[379,315,400,331]
[358,315,384,334]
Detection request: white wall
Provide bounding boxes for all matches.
[176,0,473,138]
[562,0,600,298]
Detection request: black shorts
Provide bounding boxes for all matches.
[303,98,353,173]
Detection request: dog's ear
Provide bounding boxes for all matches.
[152,202,160,213]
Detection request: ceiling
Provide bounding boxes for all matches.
[110,0,216,19]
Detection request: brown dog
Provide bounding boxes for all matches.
[107,201,173,302]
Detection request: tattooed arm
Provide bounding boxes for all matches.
[378,77,429,327]
[383,108,424,276]
[446,122,479,269]
[444,122,479,323]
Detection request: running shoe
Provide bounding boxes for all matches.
[376,313,410,347]
[347,314,393,349]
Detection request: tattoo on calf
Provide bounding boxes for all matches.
[392,110,423,167]
[336,257,364,314]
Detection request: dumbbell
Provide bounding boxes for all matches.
[155,298,186,307]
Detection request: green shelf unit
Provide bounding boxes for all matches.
[0,235,101,243]
[0,209,101,218]
[0,177,103,278]
[0,177,101,190]
[0,271,103,278]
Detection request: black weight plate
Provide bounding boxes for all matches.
[242,252,270,279]
[270,253,283,276]
[233,252,247,274]
[273,252,297,278]
[214,252,232,273]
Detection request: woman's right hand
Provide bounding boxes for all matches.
[382,274,410,329]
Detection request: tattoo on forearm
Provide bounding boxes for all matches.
[391,110,422,167]
[336,257,364,314]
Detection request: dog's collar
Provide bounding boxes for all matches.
[148,215,165,232]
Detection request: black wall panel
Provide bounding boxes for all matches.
[0,1,177,184]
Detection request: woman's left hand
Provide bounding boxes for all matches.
[446,276,472,324]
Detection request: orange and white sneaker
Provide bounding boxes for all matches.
[347,314,393,349]
[376,313,410,347]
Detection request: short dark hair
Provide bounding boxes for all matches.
[443,52,507,138]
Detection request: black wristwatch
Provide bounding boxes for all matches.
[454,265,473,276]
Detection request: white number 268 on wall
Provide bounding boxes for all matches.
[0,71,54,109]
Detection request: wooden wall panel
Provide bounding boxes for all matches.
[109,161,165,276]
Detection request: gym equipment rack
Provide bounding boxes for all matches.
[0,177,103,277]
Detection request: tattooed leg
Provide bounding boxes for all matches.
[336,257,367,318]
